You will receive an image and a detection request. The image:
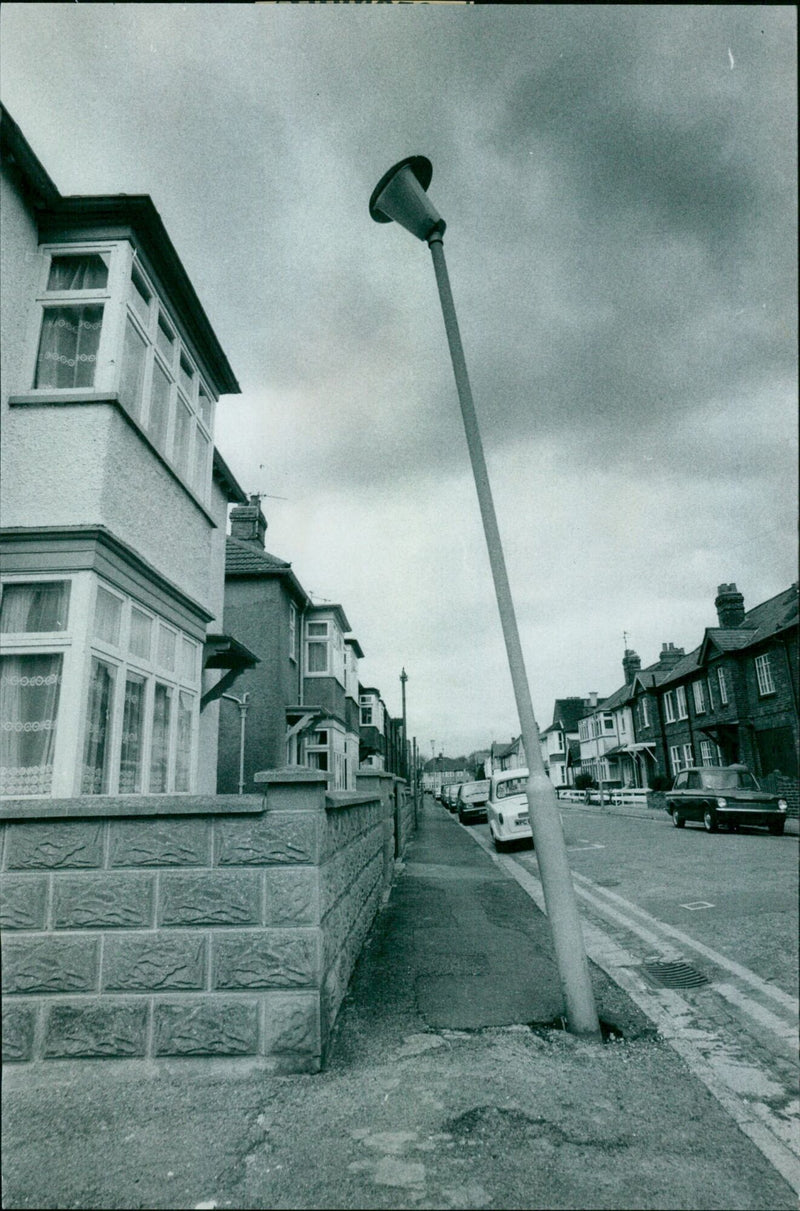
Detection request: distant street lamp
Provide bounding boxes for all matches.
[369,156,600,1038]
[400,667,408,779]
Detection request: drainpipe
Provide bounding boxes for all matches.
[221,691,250,795]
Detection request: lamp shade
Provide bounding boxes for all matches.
[369,156,446,241]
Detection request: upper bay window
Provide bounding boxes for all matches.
[27,243,215,505]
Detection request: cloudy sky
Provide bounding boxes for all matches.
[2,4,797,758]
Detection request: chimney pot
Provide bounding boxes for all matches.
[229,496,268,548]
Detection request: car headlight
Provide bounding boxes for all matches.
[777,799,788,812]
[716,797,727,808]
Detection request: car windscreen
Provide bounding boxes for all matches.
[699,769,760,791]
[460,781,489,801]
[495,777,527,799]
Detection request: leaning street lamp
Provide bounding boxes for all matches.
[370,157,600,1038]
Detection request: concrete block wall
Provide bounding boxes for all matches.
[1,770,404,1073]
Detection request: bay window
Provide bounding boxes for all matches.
[26,243,216,505]
[306,621,329,674]
[0,573,201,798]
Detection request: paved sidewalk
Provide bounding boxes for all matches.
[2,795,796,1210]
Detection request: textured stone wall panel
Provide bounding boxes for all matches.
[53,874,155,929]
[0,875,48,930]
[158,871,261,926]
[321,852,383,975]
[319,824,383,918]
[3,935,99,994]
[263,992,320,1058]
[154,998,260,1056]
[2,1003,37,1062]
[4,822,104,870]
[103,933,206,991]
[43,1001,149,1058]
[263,868,318,925]
[213,929,319,989]
[215,811,317,866]
[109,819,210,867]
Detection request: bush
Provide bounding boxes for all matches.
[574,773,597,790]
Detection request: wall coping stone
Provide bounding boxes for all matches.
[355,771,395,782]
[0,795,265,822]
[253,768,328,786]
[325,793,382,812]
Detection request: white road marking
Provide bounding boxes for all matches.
[680,901,716,910]
[569,870,799,1015]
[466,828,800,1194]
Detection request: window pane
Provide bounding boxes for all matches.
[48,253,108,291]
[180,638,198,682]
[193,427,210,493]
[119,317,148,417]
[34,305,103,389]
[158,625,176,671]
[178,353,194,398]
[0,582,70,632]
[0,653,62,796]
[174,690,194,792]
[156,313,175,364]
[82,658,116,794]
[307,623,328,636]
[149,682,172,792]
[129,607,152,661]
[94,586,122,646]
[307,641,327,673]
[119,673,146,794]
[129,267,151,322]
[173,396,193,478]
[198,386,212,428]
[148,359,171,449]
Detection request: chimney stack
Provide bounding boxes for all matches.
[588,691,598,708]
[229,494,267,548]
[715,582,745,628]
[658,642,685,671]
[622,649,641,685]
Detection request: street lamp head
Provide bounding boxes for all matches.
[369,155,446,242]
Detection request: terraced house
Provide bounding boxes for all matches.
[651,583,799,782]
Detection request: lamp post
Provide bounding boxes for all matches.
[400,667,408,781]
[221,691,250,796]
[369,156,600,1038]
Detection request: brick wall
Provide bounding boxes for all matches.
[1,770,400,1072]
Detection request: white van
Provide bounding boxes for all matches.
[487,768,534,851]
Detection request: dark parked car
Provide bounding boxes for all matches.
[665,765,788,834]
[456,779,490,824]
[445,784,463,812]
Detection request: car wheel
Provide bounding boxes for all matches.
[703,809,718,833]
[768,820,785,836]
[493,834,508,853]
[672,810,685,829]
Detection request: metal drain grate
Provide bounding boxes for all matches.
[643,958,710,989]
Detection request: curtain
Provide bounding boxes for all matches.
[174,691,194,792]
[82,658,115,794]
[47,253,108,291]
[119,674,146,794]
[0,654,63,796]
[149,683,172,792]
[34,305,104,389]
[0,582,70,633]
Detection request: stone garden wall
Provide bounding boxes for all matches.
[1,769,403,1073]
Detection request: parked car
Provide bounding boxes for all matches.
[445,784,463,813]
[486,768,533,850]
[456,779,489,824]
[665,765,788,834]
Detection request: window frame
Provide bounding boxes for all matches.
[663,690,675,724]
[717,665,729,705]
[692,680,706,714]
[754,653,775,697]
[675,685,688,720]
